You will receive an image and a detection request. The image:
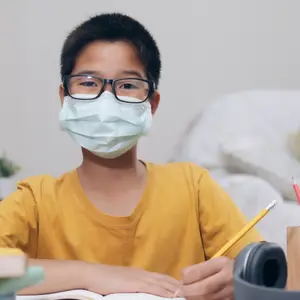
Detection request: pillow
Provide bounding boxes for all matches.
[220,137,300,201]
[171,90,300,169]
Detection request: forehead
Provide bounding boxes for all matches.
[72,40,146,78]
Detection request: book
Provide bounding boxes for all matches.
[0,267,44,294]
[0,248,27,278]
[17,290,185,300]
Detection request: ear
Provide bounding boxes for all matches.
[59,84,65,106]
[150,90,160,115]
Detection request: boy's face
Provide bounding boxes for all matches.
[59,40,160,114]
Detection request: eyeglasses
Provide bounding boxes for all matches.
[63,74,155,103]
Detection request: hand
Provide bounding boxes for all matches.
[181,257,234,300]
[84,263,180,298]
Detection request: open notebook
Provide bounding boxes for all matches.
[17,290,185,300]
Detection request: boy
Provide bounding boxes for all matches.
[0,13,262,300]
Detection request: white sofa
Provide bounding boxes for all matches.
[171,90,300,250]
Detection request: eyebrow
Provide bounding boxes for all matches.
[121,70,144,78]
[73,70,144,79]
[74,70,98,76]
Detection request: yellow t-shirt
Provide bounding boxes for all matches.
[0,162,262,279]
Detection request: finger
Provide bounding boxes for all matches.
[139,284,173,298]
[159,281,179,294]
[153,273,180,287]
[173,286,182,298]
[183,268,232,297]
[182,257,231,284]
[208,284,234,300]
[148,276,179,294]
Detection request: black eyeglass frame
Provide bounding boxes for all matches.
[63,74,156,103]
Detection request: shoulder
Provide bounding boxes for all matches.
[0,171,75,219]
[146,161,229,202]
[13,170,76,202]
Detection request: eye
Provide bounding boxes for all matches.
[119,82,138,89]
[79,81,98,87]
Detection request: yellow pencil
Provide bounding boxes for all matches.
[212,200,277,258]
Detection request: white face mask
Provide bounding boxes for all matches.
[59,91,152,159]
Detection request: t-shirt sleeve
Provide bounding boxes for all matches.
[197,169,264,259]
[0,181,38,254]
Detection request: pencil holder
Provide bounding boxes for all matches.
[287,226,300,290]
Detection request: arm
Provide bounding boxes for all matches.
[196,169,264,259]
[19,259,91,294]
[0,184,95,295]
[21,260,179,296]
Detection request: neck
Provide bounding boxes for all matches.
[78,147,144,186]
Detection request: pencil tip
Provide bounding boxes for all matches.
[266,200,277,210]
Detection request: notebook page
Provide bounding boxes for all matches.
[17,289,103,300]
[105,293,184,300]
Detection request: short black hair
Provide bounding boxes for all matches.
[60,13,161,87]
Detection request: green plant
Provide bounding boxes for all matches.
[0,154,20,178]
